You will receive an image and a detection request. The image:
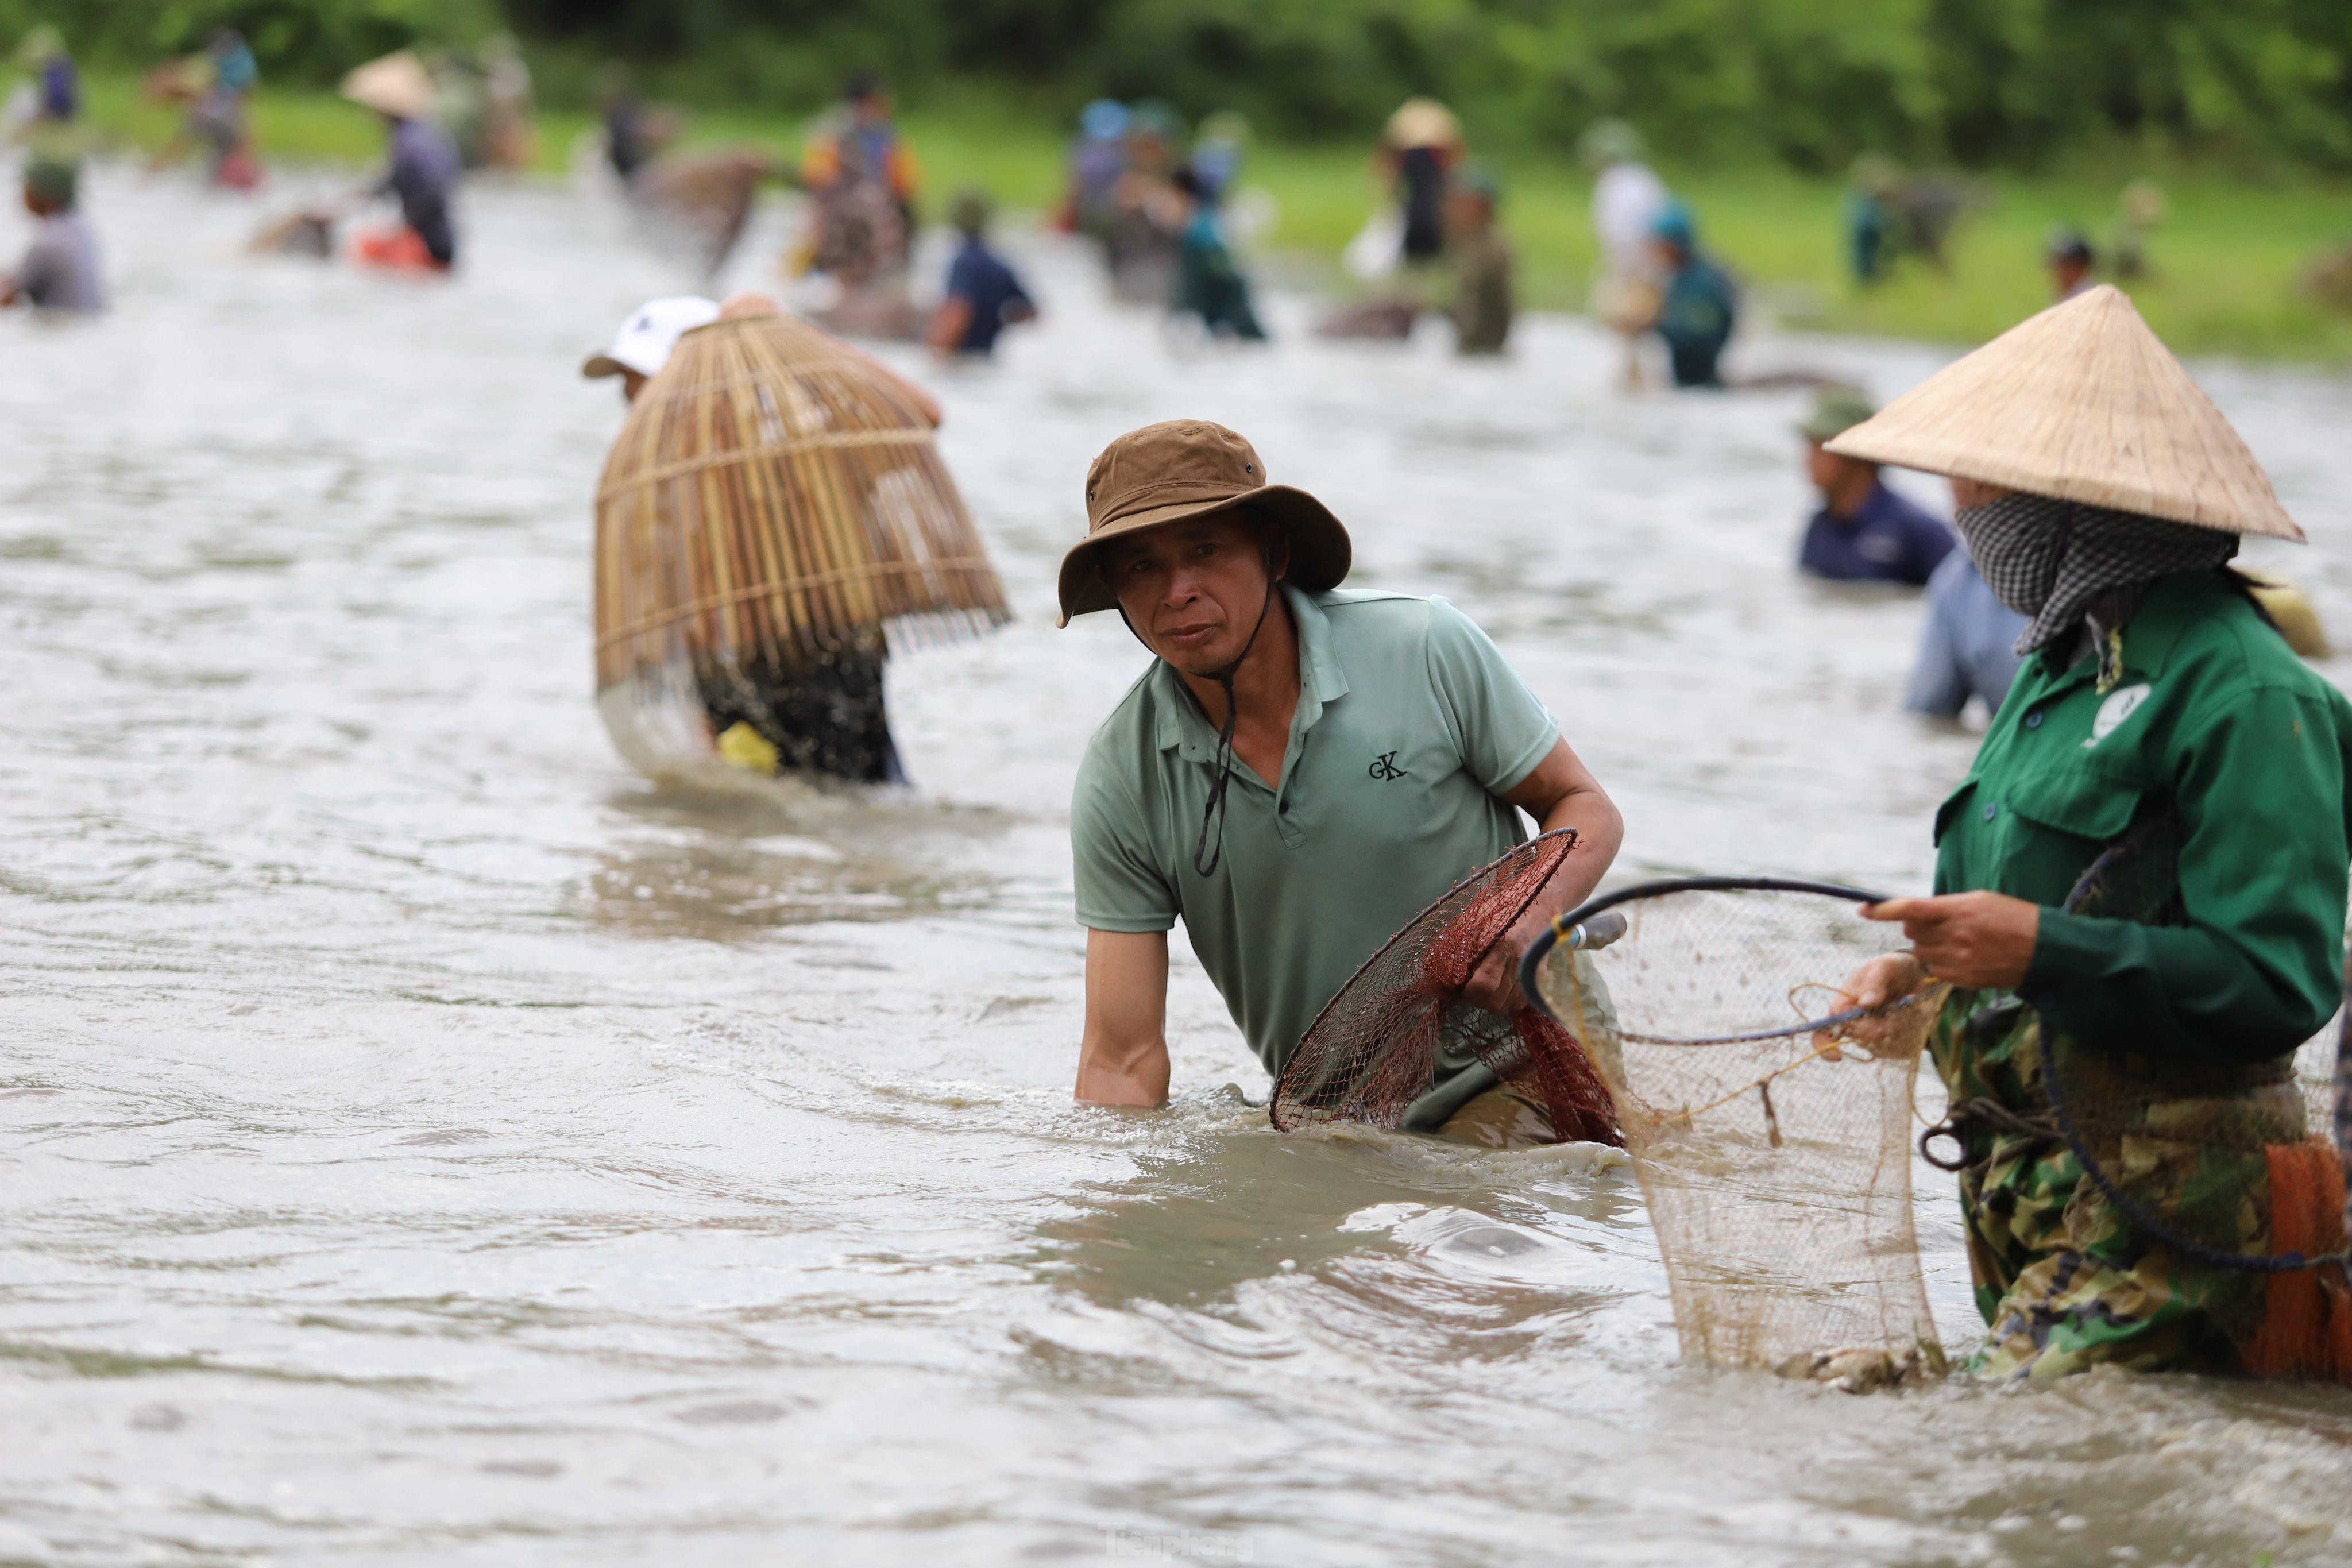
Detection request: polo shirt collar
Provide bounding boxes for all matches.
[1151,585,1349,761]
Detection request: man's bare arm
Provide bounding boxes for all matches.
[1463,737,1625,1013]
[1075,929,1172,1106]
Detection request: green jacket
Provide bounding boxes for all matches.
[1933,570,2352,1065]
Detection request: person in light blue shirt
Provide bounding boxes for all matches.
[1906,548,2029,720]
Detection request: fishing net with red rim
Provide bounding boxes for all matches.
[1270,831,1619,1146]
[1531,879,1948,1382]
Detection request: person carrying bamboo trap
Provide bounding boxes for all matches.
[1829,285,2352,1382]
[1060,420,1623,1144]
[592,294,1004,787]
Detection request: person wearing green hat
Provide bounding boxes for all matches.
[1,158,102,313]
[1795,387,1952,585]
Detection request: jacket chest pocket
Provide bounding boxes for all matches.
[2002,764,2146,846]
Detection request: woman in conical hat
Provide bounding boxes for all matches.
[1834,285,2352,1383]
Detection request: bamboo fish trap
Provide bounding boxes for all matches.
[592,303,1010,783]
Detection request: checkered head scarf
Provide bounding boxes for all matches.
[1954,491,2238,665]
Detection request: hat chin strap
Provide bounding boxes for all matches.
[1113,553,1281,879]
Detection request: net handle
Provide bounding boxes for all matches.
[1519,876,1892,1033]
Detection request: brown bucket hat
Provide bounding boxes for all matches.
[1056,420,1352,627]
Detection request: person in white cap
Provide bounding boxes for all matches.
[1830,285,2352,1384]
[581,294,719,404]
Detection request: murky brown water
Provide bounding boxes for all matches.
[4,165,2350,1566]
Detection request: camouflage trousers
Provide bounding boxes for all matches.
[1931,993,2297,1381]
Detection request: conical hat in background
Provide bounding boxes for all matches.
[340,51,437,122]
[1826,285,2302,542]
[1384,97,1461,151]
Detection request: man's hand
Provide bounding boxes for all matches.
[1462,737,1623,1015]
[1859,892,2039,990]
[1075,929,1172,1107]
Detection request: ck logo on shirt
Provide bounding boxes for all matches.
[1369,751,1409,781]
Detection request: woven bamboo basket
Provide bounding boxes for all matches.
[592,303,1009,782]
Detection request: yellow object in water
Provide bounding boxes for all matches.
[2243,570,2332,660]
[716,721,779,775]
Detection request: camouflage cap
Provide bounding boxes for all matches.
[1799,387,1878,444]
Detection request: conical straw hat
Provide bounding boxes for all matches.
[1825,285,2301,542]
[341,51,437,122]
[1384,97,1462,151]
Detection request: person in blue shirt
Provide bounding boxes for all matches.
[1906,548,2029,720]
[1795,388,1953,585]
[927,190,1036,356]
[1647,200,1735,388]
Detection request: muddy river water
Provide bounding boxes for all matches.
[4,168,2351,1566]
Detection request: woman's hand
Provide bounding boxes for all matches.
[1859,892,2039,990]
[1817,951,1930,1057]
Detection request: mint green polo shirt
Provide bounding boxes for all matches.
[1072,587,1559,1075]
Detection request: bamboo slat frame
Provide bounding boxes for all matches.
[592,308,1011,693]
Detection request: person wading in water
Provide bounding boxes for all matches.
[1060,421,1623,1145]
[1833,286,2352,1382]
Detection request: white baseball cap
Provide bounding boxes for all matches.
[581,295,720,380]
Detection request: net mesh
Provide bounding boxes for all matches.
[1271,832,1619,1146]
[1536,885,1946,1383]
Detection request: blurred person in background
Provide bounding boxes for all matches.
[2046,226,2095,302]
[802,72,920,277]
[148,27,260,188]
[1648,200,1736,388]
[1846,154,1898,287]
[1447,165,1512,355]
[1170,166,1265,342]
[1,156,101,312]
[1102,101,1185,306]
[1059,99,1128,241]
[1909,543,2030,723]
[598,70,662,184]
[581,295,719,404]
[5,28,77,142]
[1583,118,1667,388]
[928,190,1035,357]
[2112,180,2166,283]
[1796,389,1952,585]
[341,52,460,271]
[1381,97,1461,271]
[1189,110,1250,209]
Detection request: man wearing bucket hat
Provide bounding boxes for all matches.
[1833,286,2352,1381]
[1063,421,1623,1141]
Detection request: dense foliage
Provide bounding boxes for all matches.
[17,0,2352,171]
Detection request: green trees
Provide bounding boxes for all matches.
[14,0,2352,171]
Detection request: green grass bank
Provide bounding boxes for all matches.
[52,72,2352,365]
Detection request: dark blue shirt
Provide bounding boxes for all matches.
[943,238,1033,354]
[1798,480,1953,586]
